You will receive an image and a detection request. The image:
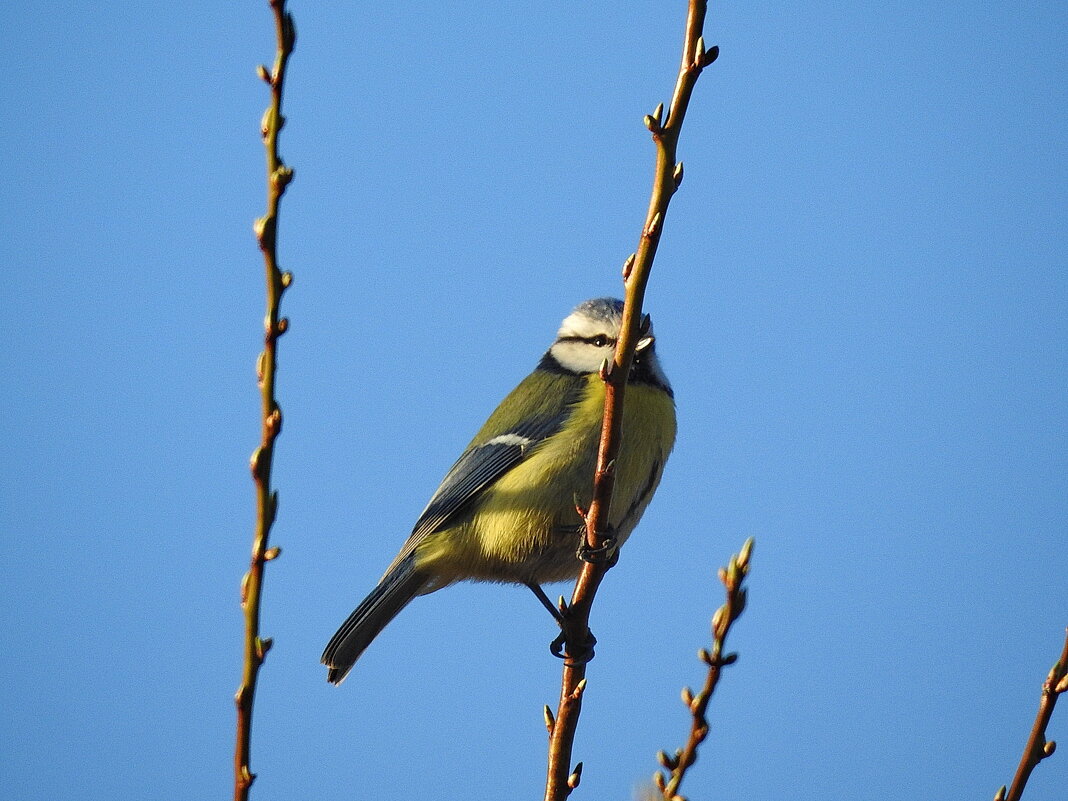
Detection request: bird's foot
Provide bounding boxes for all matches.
[550,627,597,663]
[577,534,618,567]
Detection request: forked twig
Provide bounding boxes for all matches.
[543,2,718,798]
[234,3,295,799]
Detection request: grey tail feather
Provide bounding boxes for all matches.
[321,554,427,685]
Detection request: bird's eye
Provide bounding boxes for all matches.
[591,335,609,347]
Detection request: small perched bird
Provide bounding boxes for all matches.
[322,298,676,684]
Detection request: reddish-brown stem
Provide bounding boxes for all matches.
[543,3,716,798]
[234,3,295,801]
[656,540,752,799]
[1002,628,1068,801]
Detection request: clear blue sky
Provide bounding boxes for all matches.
[3,2,1066,799]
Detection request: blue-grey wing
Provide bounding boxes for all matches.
[383,409,573,574]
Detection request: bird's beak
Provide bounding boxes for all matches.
[636,335,655,352]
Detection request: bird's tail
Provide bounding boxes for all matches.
[321,554,428,684]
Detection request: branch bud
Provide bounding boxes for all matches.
[280,270,293,288]
[255,636,273,660]
[282,12,297,51]
[1043,740,1056,757]
[264,546,282,561]
[644,211,663,238]
[711,605,726,633]
[273,165,295,191]
[701,45,721,67]
[622,253,636,280]
[250,446,265,479]
[256,64,272,84]
[739,537,754,569]
[654,771,667,790]
[993,786,1007,801]
[736,588,748,615]
[267,407,283,436]
[681,686,694,707]
[599,358,614,382]
[673,161,684,189]
[543,704,555,733]
[567,762,583,789]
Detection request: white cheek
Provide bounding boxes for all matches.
[549,341,610,374]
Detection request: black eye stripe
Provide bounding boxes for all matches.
[557,335,616,346]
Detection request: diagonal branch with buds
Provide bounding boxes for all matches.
[542,2,718,798]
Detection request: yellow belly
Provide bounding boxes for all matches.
[417,377,676,585]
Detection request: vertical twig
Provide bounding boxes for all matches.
[234,3,295,800]
[652,539,753,801]
[995,629,1068,801]
[543,3,718,799]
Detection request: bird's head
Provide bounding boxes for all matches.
[545,298,671,393]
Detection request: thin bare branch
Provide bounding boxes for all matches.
[543,3,717,798]
[1001,628,1068,801]
[653,539,753,800]
[234,3,296,800]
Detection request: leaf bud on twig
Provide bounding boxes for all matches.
[693,37,706,69]
[282,12,297,50]
[273,165,294,190]
[657,750,678,769]
[255,636,273,660]
[567,762,583,789]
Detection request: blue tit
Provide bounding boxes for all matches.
[322,297,676,684]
